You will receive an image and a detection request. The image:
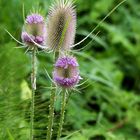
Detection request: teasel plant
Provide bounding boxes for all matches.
[22,13,47,140]
[6,10,47,139]
[45,0,127,139]
[53,55,82,139]
[21,12,48,140]
[45,0,78,139]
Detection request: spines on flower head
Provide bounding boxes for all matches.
[46,0,76,51]
[21,13,47,47]
[53,56,81,88]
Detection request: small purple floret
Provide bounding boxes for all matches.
[26,14,44,24]
[21,32,44,45]
[53,56,81,88]
[53,75,80,88]
[55,57,79,69]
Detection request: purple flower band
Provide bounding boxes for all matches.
[55,56,79,69]
[21,32,44,45]
[53,75,80,88]
[26,14,44,24]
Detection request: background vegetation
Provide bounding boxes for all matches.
[0,0,140,139]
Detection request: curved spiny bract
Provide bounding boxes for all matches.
[47,0,76,51]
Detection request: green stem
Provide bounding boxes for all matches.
[46,86,56,140]
[57,90,67,140]
[46,52,59,140]
[30,48,36,140]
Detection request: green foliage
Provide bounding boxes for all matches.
[0,0,140,140]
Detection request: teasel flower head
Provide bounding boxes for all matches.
[53,56,81,88]
[21,13,47,47]
[47,0,76,51]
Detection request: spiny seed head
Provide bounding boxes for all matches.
[47,0,76,51]
[53,56,81,88]
[21,13,47,46]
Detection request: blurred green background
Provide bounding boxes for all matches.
[0,0,140,139]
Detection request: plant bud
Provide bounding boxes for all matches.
[53,56,81,88]
[47,0,76,51]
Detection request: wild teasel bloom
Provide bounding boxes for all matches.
[21,13,47,47]
[53,56,81,88]
[46,0,76,51]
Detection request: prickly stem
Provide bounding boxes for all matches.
[30,47,37,140]
[46,86,56,140]
[57,89,67,140]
